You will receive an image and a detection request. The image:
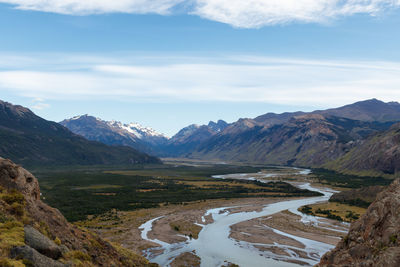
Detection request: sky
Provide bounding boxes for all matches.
[1,1,400,136]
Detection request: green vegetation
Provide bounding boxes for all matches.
[315,208,343,221]
[331,198,371,208]
[311,168,392,188]
[0,187,26,262]
[345,210,360,220]
[34,164,321,221]
[299,205,313,215]
[390,234,398,245]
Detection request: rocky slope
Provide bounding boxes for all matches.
[315,98,400,122]
[60,115,168,154]
[0,158,155,266]
[0,100,161,166]
[189,115,394,167]
[159,120,228,157]
[160,99,400,166]
[319,178,400,266]
[325,123,400,177]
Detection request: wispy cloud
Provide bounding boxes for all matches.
[31,97,50,110]
[0,53,400,106]
[0,0,399,28]
[192,0,400,28]
[0,0,185,15]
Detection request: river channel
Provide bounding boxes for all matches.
[139,168,348,267]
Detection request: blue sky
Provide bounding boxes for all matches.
[1,1,400,136]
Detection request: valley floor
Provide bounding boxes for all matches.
[78,167,352,266]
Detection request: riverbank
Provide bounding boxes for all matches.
[78,168,350,266]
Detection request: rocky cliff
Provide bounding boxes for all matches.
[319,179,400,266]
[0,158,155,266]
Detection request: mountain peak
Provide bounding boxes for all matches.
[208,120,228,132]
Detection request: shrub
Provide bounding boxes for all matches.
[390,234,397,244]
[299,205,313,215]
[1,190,24,205]
[54,237,61,246]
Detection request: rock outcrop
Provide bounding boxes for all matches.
[319,179,400,267]
[0,158,155,266]
[10,246,67,267]
[24,226,63,260]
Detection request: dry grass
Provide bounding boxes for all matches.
[308,202,366,222]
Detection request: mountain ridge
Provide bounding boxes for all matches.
[0,100,161,166]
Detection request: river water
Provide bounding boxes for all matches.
[139,169,347,267]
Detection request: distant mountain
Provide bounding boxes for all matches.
[207,120,229,132]
[0,101,161,166]
[60,115,168,154]
[61,116,230,157]
[189,114,395,166]
[57,99,400,176]
[315,98,400,122]
[164,99,400,168]
[159,120,229,157]
[254,111,306,125]
[325,122,400,177]
[253,99,400,127]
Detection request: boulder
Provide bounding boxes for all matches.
[10,246,67,267]
[24,226,63,260]
[0,159,40,201]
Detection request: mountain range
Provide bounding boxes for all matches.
[0,100,161,166]
[61,99,400,177]
[60,115,168,154]
[2,98,400,177]
[60,115,230,156]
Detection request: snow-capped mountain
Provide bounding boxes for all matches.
[107,120,168,144]
[60,115,168,153]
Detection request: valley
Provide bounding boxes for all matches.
[51,162,384,266]
[3,4,400,266]
[1,99,399,266]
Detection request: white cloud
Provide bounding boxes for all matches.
[193,0,400,28]
[0,0,399,27]
[0,53,400,106]
[31,98,50,110]
[0,0,185,15]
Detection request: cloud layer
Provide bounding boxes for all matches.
[0,53,400,108]
[1,0,399,27]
